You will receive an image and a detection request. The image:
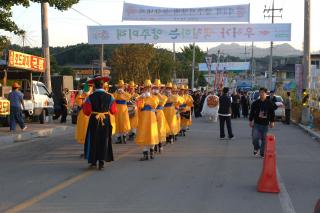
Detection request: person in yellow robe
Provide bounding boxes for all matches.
[113,80,132,144]
[175,85,186,137]
[127,81,139,140]
[179,85,194,136]
[135,79,159,161]
[163,83,183,143]
[104,82,116,136]
[152,79,168,153]
[75,83,92,145]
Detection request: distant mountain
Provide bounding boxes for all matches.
[208,43,303,58]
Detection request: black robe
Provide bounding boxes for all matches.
[84,91,114,164]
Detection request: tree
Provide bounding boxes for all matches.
[0,0,79,51]
[149,48,175,83]
[110,44,155,84]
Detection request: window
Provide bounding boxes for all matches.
[38,86,49,96]
[33,84,38,94]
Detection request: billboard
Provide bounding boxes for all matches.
[88,23,291,44]
[8,50,46,72]
[122,3,250,22]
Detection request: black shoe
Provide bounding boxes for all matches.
[150,148,155,160]
[154,145,158,153]
[89,163,97,168]
[128,133,135,140]
[115,137,122,144]
[98,161,104,170]
[122,135,127,144]
[253,150,259,157]
[158,143,162,154]
[182,130,186,136]
[140,151,149,161]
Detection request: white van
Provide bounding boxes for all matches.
[22,81,54,123]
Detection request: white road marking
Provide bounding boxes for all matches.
[277,169,296,213]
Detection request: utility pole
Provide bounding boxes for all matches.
[302,0,311,124]
[100,44,104,76]
[251,41,255,87]
[263,0,282,91]
[173,42,176,83]
[41,2,51,92]
[191,42,196,90]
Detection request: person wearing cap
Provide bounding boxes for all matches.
[82,78,117,170]
[152,79,168,153]
[127,81,139,140]
[163,83,183,143]
[179,85,194,136]
[113,80,132,144]
[135,79,159,161]
[8,82,26,131]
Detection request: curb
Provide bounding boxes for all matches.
[292,119,320,140]
[0,126,74,144]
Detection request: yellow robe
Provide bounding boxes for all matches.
[108,93,116,135]
[155,93,169,142]
[113,91,132,134]
[75,109,90,144]
[75,93,89,144]
[163,95,183,135]
[128,93,139,131]
[135,95,159,146]
[181,94,194,128]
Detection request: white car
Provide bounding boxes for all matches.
[267,95,285,120]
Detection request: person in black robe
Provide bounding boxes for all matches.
[82,78,117,170]
[240,91,250,118]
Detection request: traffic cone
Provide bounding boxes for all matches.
[257,134,280,193]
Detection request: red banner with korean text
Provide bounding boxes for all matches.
[8,50,46,73]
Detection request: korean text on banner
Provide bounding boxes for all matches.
[8,50,46,72]
[87,23,291,45]
[122,3,250,22]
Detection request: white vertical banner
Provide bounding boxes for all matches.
[122,3,250,22]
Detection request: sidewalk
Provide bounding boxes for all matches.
[0,120,74,145]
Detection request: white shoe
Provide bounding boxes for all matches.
[22,126,27,131]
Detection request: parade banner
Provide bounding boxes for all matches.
[199,62,250,71]
[88,23,291,44]
[8,50,46,72]
[122,3,250,22]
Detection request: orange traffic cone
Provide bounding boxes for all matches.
[314,199,320,213]
[257,134,280,193]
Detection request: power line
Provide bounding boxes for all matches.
[71,7,102,25]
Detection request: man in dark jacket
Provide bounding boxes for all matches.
[218,87,234,140]
[249,87,275,158]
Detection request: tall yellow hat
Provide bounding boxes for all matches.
[144,79,152,87]
[178,84,185,90]
[153,79,161,87]
[117,80,125,88]
[128,81,136,88]
[184,85,189,90]
[166,82,173,88]
[103,82,109,90]
[172,84,178,91]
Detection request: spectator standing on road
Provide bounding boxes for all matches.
[8,82,27,132]
[218,87,234,140]
[60,89,69,123]
[231,91,240,119]
[249,87,275,158]
[241,91,250,118]
[284,91,292,125]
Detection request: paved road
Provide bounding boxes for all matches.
[0,118,319,213]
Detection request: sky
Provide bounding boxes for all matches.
[5,0,320,52]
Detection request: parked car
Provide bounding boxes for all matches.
[268,95,285,120]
